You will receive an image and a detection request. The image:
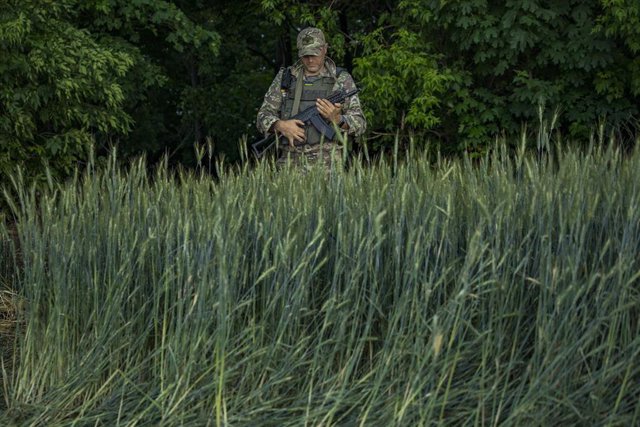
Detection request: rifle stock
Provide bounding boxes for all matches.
[251,134,276,159]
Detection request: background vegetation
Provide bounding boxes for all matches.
[1,0,639,185]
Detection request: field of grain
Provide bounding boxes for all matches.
[1,143,639,425]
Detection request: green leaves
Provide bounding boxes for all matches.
[1,0,639,179]
[598,0,640,53]
[0,0,224,185]
[596,0,640,99]
[0,0,137,179]
[354,28,451,143]
[420,0,639,147]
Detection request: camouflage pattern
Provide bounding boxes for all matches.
[257,25,365,170]
[275,140,345,172]
[281,72,335,144]
[256,57,366,140]
[297,27,326,57]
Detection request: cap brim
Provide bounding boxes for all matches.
[298,47,323,57]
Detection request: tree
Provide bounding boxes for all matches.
[0,0,137,181]
[0,0,225,188]
[398,0,639,151]
[352,9,452,149]
[596,0,640,106]
[3,0,639,184]
[76,0,221,163]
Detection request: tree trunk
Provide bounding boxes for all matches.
[339,8,353,72]
[275,20,293,71]
[189,58,202,145]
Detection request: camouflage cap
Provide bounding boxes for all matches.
[297,27,326,57]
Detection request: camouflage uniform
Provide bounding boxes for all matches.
[256,28,366,170]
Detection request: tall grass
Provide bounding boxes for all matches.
[1,142,639,425]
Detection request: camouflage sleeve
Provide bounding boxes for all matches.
[256,68,285,135]
[335,72,367,137]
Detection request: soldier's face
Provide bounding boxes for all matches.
[301,46,327,76]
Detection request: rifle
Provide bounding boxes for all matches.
[252,88,359,159]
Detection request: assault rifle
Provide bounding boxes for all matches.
[252,88,359,158]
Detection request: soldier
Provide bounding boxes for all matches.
[256,27,366,169]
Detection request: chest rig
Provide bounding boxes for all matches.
[280,67,343,145]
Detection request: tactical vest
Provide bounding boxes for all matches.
[281,72,336,145]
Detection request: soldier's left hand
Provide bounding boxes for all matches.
[316,98,342,124]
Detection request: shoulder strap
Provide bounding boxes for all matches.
[291,68,305,116]
[280,67,293,90]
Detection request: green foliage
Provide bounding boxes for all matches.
[259,0,349,61]
[596,0,640,97]
[350,0,639,152]
[150,0,278,163]
[2,0,640,179]
[598,0,640,53]
[80,0,220,54]
[0,0,224,185]
[77,0,222,161]
[0,0,136,181]
[354,28,451,144]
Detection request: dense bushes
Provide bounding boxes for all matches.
[1,0,639,184]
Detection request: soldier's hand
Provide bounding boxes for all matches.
[274,119,305,146]
[316,99,342,124]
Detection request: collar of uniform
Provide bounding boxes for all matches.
[291,57,338,78]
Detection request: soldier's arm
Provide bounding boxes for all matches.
[334,73,367,137]
[256,69,285,135]
[257,68,306,145]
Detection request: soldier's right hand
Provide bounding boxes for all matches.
[274,119,305,147]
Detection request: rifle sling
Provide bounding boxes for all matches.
[291,69,304,116]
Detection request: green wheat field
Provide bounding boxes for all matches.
[1,142,639,426]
